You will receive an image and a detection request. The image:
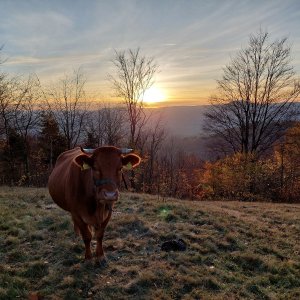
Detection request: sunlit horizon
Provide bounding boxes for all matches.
[143,86,167,106]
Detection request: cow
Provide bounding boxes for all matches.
[48,146,141,262]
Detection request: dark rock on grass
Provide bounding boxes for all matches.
[161,239,187,252]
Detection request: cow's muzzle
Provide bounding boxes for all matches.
[93,178,119,202]
[101,189,119,201]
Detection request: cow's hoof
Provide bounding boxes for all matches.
[85,253,93,260]
[95,256,108,267]
[83,259,93,268]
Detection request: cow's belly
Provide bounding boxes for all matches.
[48,147,84,212]
[48,166,72,211]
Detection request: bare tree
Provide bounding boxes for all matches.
[46,69,89,149]
[101,104,126,145]
[0,46,14,140]
[85,103,126,147]
[0,73,14,140]
[140,117,166,191]
[0,71,43,180]
[13,74,43,175]
[205,30,300,156]
[0,53,20,180]
[84,108,105,147]
[109,48,158,148]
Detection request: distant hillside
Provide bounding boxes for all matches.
[146,102,300,137]
[145,105,214,160]
[146,105,210,137]
[1,187,299,299]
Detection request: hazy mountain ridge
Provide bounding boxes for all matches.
[147,102,300,137]
[146,105,210,137]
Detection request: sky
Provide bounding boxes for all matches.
[0,0,300,107]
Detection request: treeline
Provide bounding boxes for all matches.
[1,94,299,203]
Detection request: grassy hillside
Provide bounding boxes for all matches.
[0,187,299,299]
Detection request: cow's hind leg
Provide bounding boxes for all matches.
[71,215,82,237]
[73,222,80,236]
[72,215,92,260]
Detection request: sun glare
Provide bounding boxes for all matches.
[143,87,166,105]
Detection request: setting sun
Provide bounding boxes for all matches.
[143,87,166,105]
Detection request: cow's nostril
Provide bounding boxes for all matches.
[103,191,117,199]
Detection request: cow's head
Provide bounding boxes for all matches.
[74,146,141,203]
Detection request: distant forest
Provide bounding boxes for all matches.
[1,32,300,203]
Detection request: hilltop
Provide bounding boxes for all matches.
[0,187,299,299]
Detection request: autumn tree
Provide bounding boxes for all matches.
[274,121,300,202]
[205,30,300,156]
[109,48,157,148]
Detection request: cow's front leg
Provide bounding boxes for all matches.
[73,215,92,260]
[83,232,92,260]
[95,209,112,262]
[95,227,105,261]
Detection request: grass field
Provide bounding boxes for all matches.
[0,187,299,299]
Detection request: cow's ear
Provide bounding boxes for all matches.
[122,154,141,170]
[74,154,93,170]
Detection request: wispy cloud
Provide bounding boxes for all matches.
[1,0,300,104]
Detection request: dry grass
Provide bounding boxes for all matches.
[0,186,300,299]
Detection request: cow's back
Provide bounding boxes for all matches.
[48,147,82,211]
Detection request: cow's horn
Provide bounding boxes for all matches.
[81,147,95,154]
[120,148,133,154]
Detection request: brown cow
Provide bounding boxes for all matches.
[48,146,141,262]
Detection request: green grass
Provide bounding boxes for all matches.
[0,187,300,299]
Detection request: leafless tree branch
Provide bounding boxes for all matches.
[205,29,300,156]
